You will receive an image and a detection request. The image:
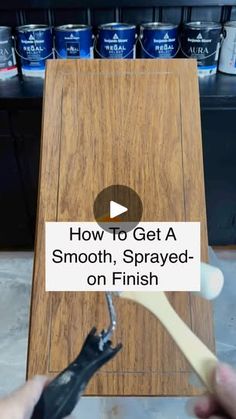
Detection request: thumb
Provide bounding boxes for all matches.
[212,363,236,418]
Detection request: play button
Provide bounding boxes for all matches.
[93,185,143,233]
[110,201,128,219]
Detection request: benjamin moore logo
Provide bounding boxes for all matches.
[154,32,175,43]
[22,33,44,44]
[188,32,211,43]
[187,32,212,44]
[104,32,128,43]
[65,34,80,40]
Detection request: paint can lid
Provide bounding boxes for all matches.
[224,20,236,28]
[0,26,12,30]
[16,24,50,32]
[0,26,12,36]
[98,22,136,30]
[140,22,178,30]
[184,21,222,30]
[55,24,92,31]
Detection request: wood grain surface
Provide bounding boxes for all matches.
[27,59,214,396]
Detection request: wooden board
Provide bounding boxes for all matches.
[27,59,214,396]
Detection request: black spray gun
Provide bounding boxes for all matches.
[32,263,224,418]
[31,293,121,419]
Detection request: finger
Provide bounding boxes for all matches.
[212,363,236,418]
[9,375,49,418]
[188,394,220,418]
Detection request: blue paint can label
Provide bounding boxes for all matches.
[16,25,53,78]
[140,22,178,59]
[181,21,222,77]
[0,26,17,79]
[55,25,93,59]
[96,23,136,59]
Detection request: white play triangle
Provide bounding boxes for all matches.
[110,200,128,219]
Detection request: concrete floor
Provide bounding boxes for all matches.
[0,247,235,418]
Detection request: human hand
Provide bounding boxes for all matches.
[0,375,72,419]
[193,363,236,418]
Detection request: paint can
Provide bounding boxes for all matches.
[16,25,53,78]
[54,24,93,59]
[0,26,17,80]
[181,21,222,77]
[96,23,136,59]
[139,22,179,59]
[219,21,236,75]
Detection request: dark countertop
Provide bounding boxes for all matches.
[0,71,236,108]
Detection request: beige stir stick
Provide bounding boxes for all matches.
[118,291,218,392]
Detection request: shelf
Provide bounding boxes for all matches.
[1,0,236,8]
[0,72,236,109]
[200,73,236,108]
[0,77,43,108]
